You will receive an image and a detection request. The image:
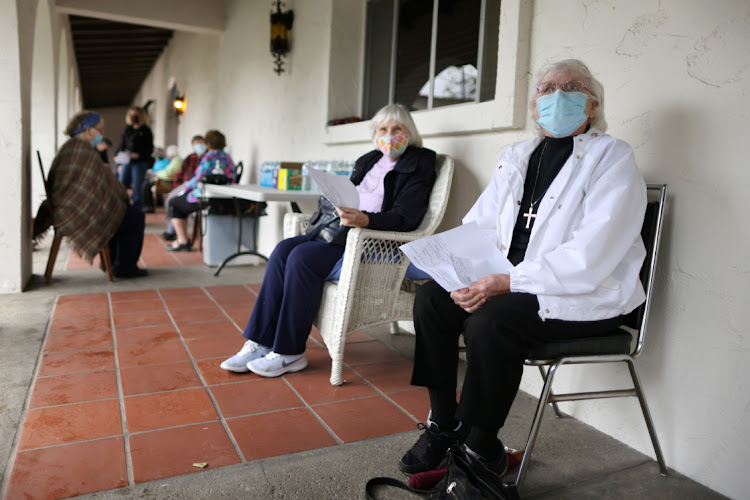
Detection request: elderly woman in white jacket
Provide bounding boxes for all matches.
[398,59,648,479]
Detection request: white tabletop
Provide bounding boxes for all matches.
[202,183,321,203]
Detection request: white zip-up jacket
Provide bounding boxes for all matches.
[463,128,647,321]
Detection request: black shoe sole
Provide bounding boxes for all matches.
[167,243,192,252]
[114,269,149,278]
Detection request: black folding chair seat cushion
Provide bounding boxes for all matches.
[526,328,632,360]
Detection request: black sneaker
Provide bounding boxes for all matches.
[161,231,177,241]
[463,442,509,478]
[399,421,468,475]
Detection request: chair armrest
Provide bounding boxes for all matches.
[336,226,428,291]
[283,212,311,238]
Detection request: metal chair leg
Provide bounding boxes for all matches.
[516,361,561,487]
[44,232,62,284]
[626,359,669,476]
[191,211,203,251]
[537,366,564,417]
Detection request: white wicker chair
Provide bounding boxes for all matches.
[283,154,454,385]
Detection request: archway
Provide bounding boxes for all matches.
[30,0,56,214]
[56,26,69,148]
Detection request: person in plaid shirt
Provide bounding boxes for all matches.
[34,111,147,278]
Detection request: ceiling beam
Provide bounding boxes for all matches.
[73,35,172,44]
[56,0,226,35]
[76,52,162,60]
[75,43,170,51]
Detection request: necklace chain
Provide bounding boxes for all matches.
[528,140,549,208]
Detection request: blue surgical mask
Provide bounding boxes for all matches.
[90,132,103,148]
[193,143,207,156]
[536,90,589,137]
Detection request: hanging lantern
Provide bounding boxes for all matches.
[270,0,294,75]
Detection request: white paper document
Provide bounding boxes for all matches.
[307,167,360,209]
[400,222,513,292]
[114,151,131,165]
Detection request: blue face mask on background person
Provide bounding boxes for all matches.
[536,90,590,137]
[90,132,103,148]
[194,143,207,155]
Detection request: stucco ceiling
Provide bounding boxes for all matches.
[69,15,173,108]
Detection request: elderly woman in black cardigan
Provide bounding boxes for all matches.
[221,104,436,377]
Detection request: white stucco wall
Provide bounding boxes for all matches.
[0,0,81,293]
[131,32,220,158]
[0,0,29,293]
[30,0,56,215]
[129,0,748,496]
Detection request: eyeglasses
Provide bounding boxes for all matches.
[535,80,588,95]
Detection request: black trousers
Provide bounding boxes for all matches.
[168,192,201,219]
[108,204,145,275]
[411,280,623,431]
[142,179,155,208]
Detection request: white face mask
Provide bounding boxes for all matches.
[193,143,207,155]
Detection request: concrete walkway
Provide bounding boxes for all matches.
[0,235,726,499]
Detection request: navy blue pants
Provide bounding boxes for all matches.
[120,160,149,209]
[108,204,145,275]
[243,235,345,355]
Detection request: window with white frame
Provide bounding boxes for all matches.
[362,0,500,120]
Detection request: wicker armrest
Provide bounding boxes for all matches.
[335,227,430,291]
[283,212,311,238]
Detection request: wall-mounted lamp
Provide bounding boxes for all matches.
[270,0,294,75]
[171,84,185,121]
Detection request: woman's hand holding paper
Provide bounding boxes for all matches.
[336,207,369,227]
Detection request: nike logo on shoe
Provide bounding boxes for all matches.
[281,357,302,367]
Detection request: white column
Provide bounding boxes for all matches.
[0,0,35,293]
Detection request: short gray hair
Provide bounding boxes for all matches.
[529,59,607,134]
[369,104,423,147]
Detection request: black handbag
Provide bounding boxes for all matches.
[365,446,520,500]
[305,196,349,246]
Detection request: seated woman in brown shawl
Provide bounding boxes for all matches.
[34,111,148,278]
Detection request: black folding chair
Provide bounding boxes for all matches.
[515,184,669,487]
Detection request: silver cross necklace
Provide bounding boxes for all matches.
[522,139,550,229]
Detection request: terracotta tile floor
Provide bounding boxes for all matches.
[6,285,429,499]
[65,209,205,270]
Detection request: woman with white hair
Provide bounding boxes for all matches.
[398,59,647,480]
[221,103,436,376]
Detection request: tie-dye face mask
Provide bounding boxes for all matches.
[376,133,409,158]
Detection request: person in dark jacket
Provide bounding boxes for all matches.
[116,106,154,210]
[220,104,436,377]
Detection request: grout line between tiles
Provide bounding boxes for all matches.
[35,367,115,380]
[14,433,128,455]
[203,287,247,333]
[108,292,136,487]
[160,288,247,464]
[0,296,57,499]
[281,377,345,446]
[27,396,121,411]
[342,359,421,425]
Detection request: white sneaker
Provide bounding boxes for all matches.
[220,340,272,372]
[246,351,307,377]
